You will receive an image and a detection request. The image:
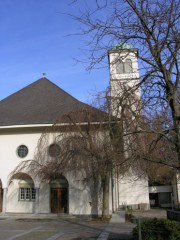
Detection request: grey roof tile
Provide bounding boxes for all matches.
[0,78,105,126]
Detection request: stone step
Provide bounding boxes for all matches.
[110,211,126,223]
[0,212,75,219]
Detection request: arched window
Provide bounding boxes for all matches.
[116,60,124,74]
[124,59,133,73]
[18,174,36,201]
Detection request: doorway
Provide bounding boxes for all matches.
[149,193,159,207]
[50,176,68,213]
[51,188,68,213]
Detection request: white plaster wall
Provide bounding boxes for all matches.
[0,130,42,188]
[118,174,150,209]
[67,172,92,215]
[39,182,50,213]
[69,185,91,215]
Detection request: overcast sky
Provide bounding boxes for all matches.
[0,0,109,102]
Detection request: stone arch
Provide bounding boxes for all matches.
[7,171,36,187]
[50,175,69,213]
[6,172,36,213]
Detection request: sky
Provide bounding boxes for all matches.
[0,0,109,103]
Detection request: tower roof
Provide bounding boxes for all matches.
[0,78,107,126]
[112,42,134,50]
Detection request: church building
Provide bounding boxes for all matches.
[0,45,167,216]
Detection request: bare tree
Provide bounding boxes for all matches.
[36,108,123,218]
[70,0,180,167]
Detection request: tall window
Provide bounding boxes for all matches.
[116,60,124,73]
[19,188,36,201]
[125,59,133,73]
[116,59,133,73]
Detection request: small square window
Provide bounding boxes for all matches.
[19,188,36,201]
[31,188,36,200]
[20,188,25,200]
[25,188,30,200]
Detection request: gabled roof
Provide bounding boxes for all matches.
[0,78,106,126]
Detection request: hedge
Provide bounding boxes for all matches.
[132,218,180,240]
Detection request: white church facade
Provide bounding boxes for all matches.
[0,45,174,215]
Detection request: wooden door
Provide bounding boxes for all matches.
[51,188,67,213]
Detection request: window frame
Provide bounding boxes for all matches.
[19,188,36,201]
[124,59,133,73]
[116,58,133,74]
[17,145,28,158]
[116,60,124,74]
[48,143,61,157]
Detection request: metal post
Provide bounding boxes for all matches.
[171,192,174,210]
[138,218,142,240]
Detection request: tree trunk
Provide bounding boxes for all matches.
[101,170,110,219]
[167,83,180,167]
[175,118,180,167]
[91,176,99,216]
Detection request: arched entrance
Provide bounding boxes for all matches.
[6,173,35,213]
[50,176,68,213]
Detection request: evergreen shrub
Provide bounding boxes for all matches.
[132,218,180,240]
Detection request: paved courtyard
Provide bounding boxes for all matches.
[0,209,167,240]
[0,217,107,240]
[0,216,135,240]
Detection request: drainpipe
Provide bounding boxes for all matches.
[111,168,114,213]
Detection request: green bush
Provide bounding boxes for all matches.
[132,218,180,240]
